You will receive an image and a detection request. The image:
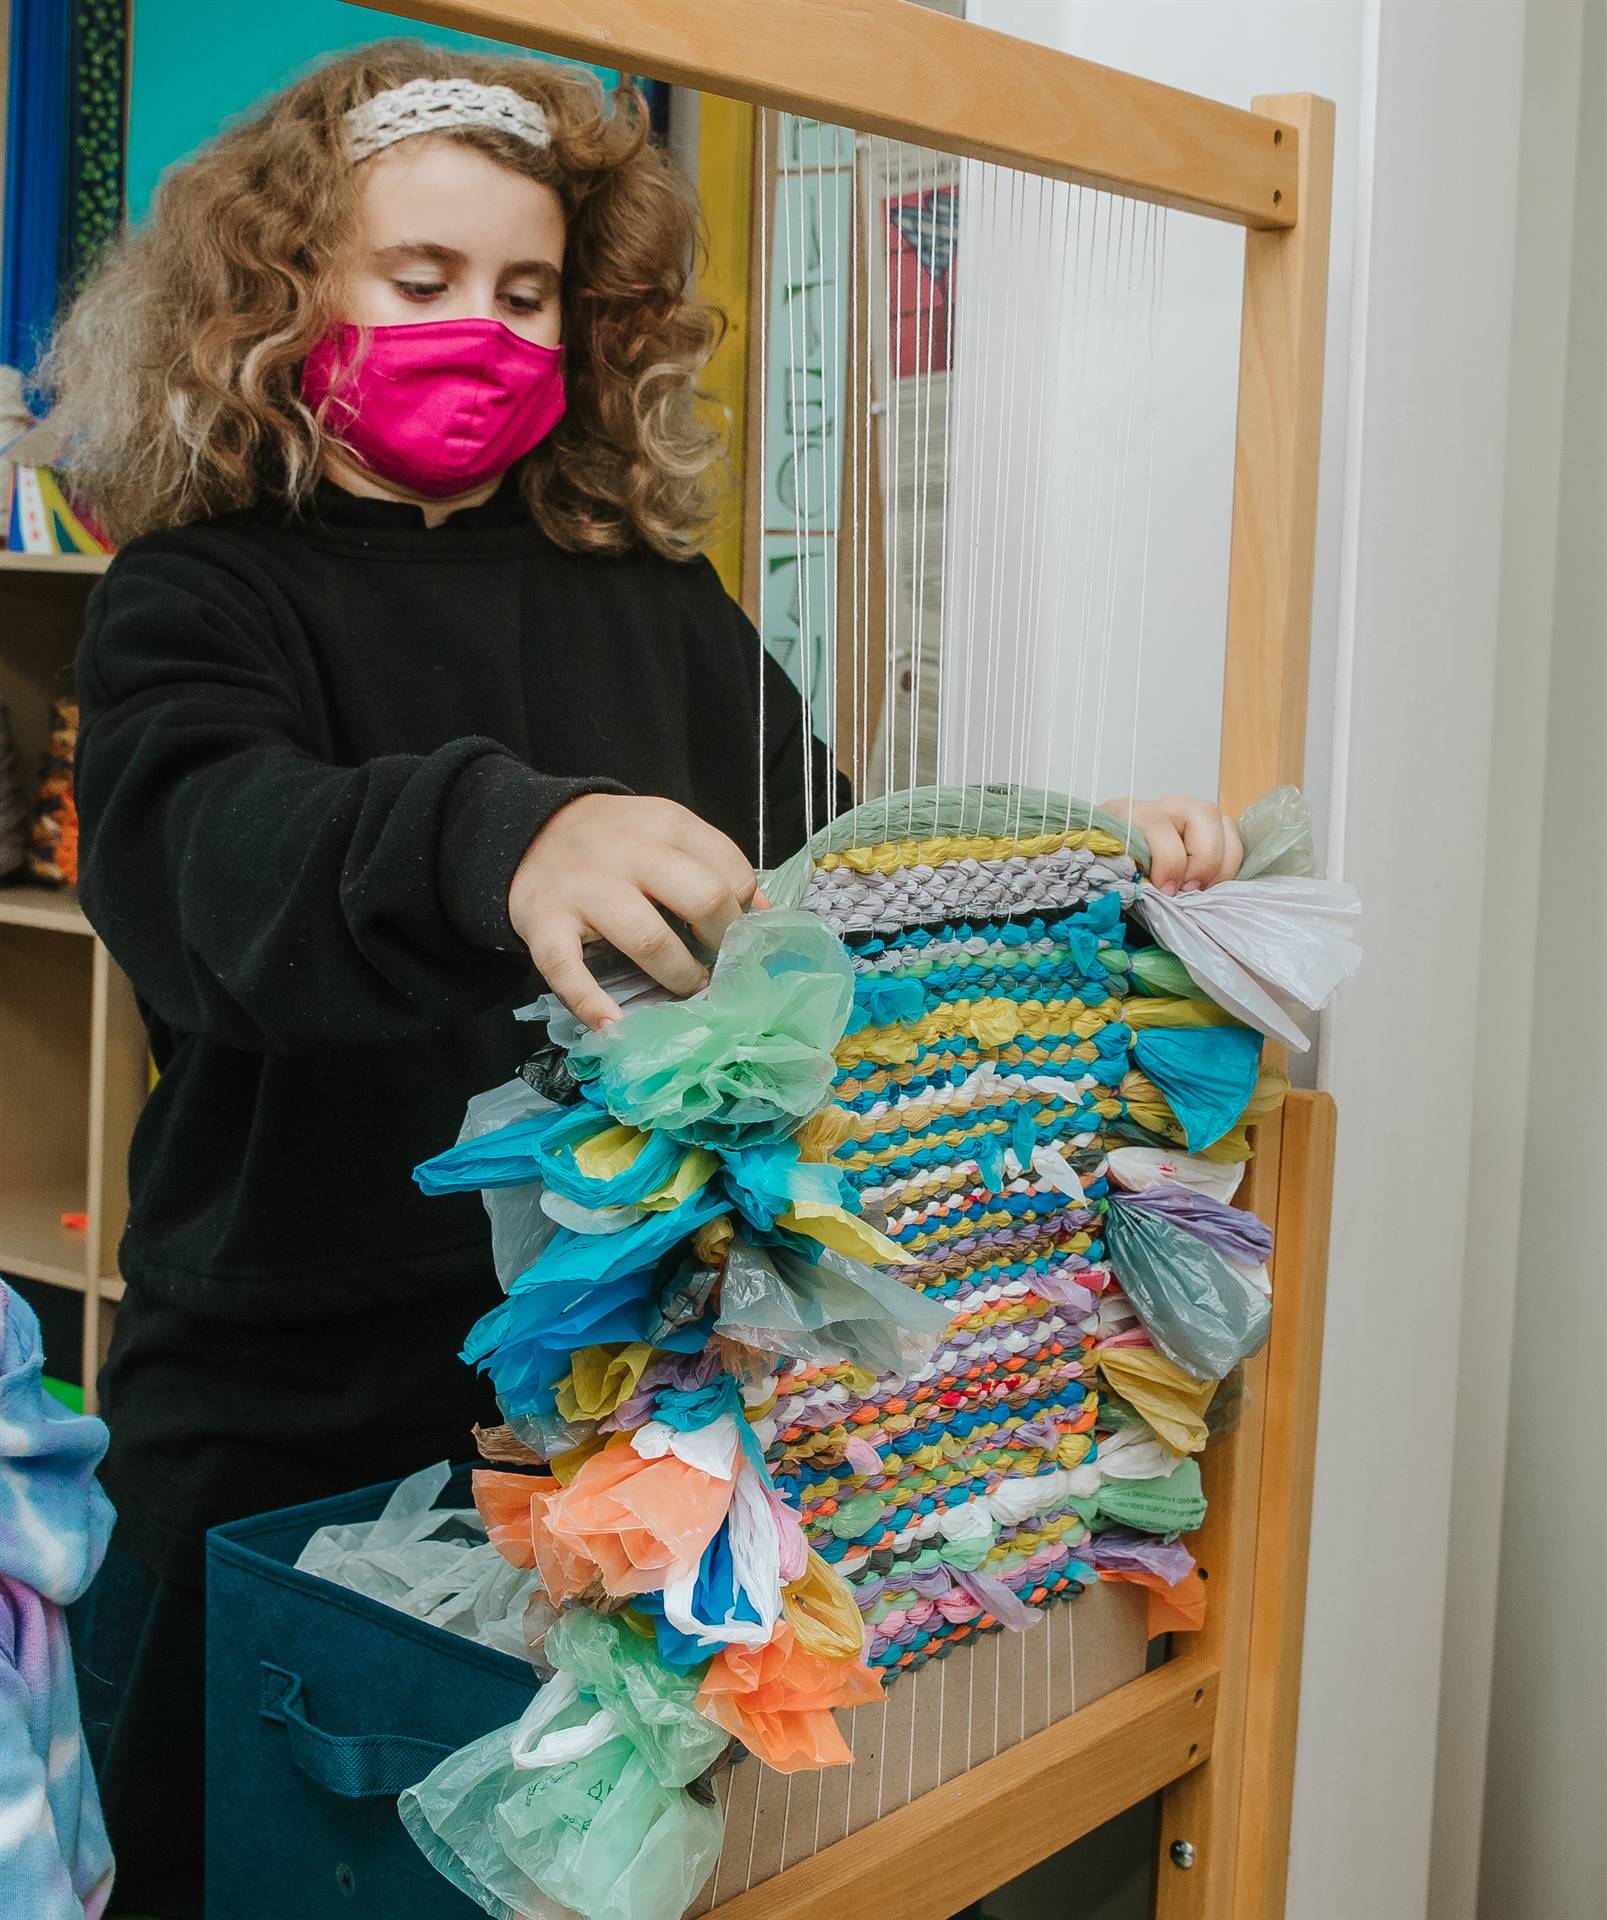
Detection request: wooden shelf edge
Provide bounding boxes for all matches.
[0,550,112,574]
[704,1657,1219,1920]
[0,1250,90,1291]
[0,882,93,935]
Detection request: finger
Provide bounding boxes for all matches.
[644,851,747,953]
[1145,820,1187,893]
[526,921,622,1030]
[1179,804,1226,891]
[590,890,710,998]
[1221,813,1245,882]
[653,805,761,903]
[752,887,773,912]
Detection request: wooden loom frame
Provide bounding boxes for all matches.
[352,4,1340,1913]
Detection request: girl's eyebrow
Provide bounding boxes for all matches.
[373,241,561,284]
[373,240,465,267]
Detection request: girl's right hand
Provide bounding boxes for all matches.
[508,793,768,1029]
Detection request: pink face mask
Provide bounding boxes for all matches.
[300,317,566,498]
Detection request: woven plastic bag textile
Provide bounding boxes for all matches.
[398,779,1346,1920]
[755,784,1314,1671]
[762,791,1177,1674]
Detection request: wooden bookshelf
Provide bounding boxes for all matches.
[0,560,142,1409]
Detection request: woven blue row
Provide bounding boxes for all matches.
[845,905,1132,962]
[851,954,1119,1008]
[772,1382,1093,1503]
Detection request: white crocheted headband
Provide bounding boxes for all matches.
[345,78,552,164]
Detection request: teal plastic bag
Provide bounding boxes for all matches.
[1103,1197,1271,1381]
[567,912,854,1149]
[1131,1024,1262,1150]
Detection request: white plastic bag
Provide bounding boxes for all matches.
[455,1078,560,1288]
[659,1466,781,1654]
[294,1463,541,1661]
[1105,1146,1244,1203]
[1132,875,1362,1051]
[1094,1424,1177,1482]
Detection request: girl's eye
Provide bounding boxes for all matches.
[395,280,446,301]
[503,291,545,314]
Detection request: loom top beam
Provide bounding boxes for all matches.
[348,0,1300,229]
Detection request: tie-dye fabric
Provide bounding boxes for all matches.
[0,1284,114,1920]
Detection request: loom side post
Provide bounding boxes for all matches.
[1154,91,1337,1920]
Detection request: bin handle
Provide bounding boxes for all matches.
[259,1662,455,1799]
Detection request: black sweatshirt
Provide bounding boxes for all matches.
[73,468,834,1586]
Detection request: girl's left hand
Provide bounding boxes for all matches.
[1101,794,1243,894]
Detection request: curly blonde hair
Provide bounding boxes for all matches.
[43,40,727,557]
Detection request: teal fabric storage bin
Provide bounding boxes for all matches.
[206,1466,534,1918]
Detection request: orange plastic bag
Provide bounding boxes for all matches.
[1099,1566,1208,1635]
[696,1623,882,1772]
[537,1443,733,1600]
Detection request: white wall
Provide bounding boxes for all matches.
[967,5,1546,1915]
[1473,5,1606,1909]
[1296,5,1534,1908]
[1426,0,1590,1909]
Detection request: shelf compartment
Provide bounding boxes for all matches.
[0,923,97,1392]
[3,564,140,1412]
[0,1178,93,1288]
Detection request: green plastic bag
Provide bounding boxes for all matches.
[714,1235,951,1375]
[1103,1195,1271,1381]
[542,1606,729,1789]
[1235,785,1317,880]
[399,1716,723,1920]
[566,911,854,1148]
[1094,1457,1207,1536]
[399,1611,728,1920]
[1128,948,1210,1000]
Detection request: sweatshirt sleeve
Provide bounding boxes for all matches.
[0,1644,99,1920]
[73,546,626,1054]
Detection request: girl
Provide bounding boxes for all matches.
[45,40,1238,1916]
